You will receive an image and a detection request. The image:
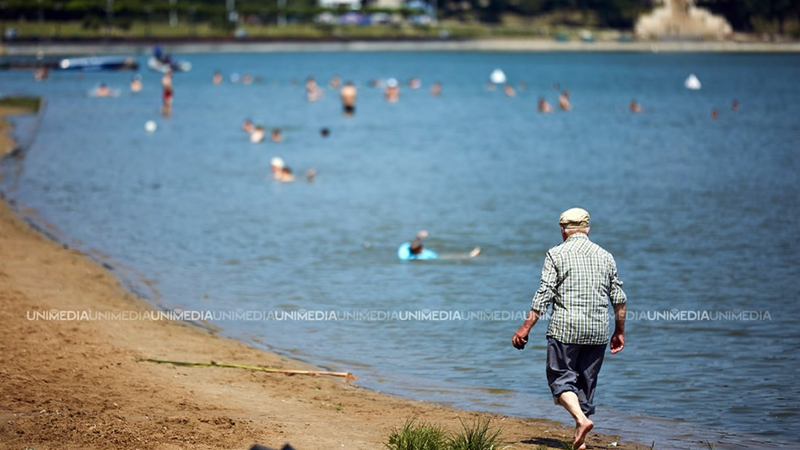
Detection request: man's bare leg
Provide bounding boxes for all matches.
[557,391,593,449]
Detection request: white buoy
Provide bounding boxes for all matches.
[145,120,157,132]
[684,74,701,90]
[490,69,507,85]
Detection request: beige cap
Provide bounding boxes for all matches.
[559,207,590,229]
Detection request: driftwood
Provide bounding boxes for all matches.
[139,358,357,383]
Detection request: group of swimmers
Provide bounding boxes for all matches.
[243,120,283,144]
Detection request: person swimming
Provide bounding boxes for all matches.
[398,231,438,260]
[558,90,571,111]
[306,76,323,102]
[95,83,112,97]
[242,119,255,134]
[130,74,142,92]
[504,84,517,98]
[538,97,553,113]
[385,78,400,102]
[397,231,480,261]
[250,126,265,143]
[341,81,357,116]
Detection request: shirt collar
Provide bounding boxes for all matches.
[566,232,590,242]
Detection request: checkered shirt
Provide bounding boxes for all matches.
[530,233,626,345]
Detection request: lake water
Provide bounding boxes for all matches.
[2,51,799,449]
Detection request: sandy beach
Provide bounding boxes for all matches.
[0,109,648,449]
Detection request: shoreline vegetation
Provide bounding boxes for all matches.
[2,37,800,55]
[1,0,798,57]
[0,107,650,449]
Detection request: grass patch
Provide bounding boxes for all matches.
[449,418,503,450]
[385,418,504,450]
[0,96,42,113]
[386,418,449,450]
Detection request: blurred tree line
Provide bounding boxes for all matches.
[437,0,654,27]
[695,0,800,34]
[0,0,797,33]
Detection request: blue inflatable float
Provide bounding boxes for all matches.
[397,242,438,261]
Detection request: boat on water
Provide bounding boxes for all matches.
[58,56,138,71]
[1,56,138,71]
[147,45,191,73]
[146,57,192,73]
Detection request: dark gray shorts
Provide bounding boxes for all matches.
[546,337,607,416]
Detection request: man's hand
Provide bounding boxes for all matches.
[512,310,540,350]
[610,331,625,354]
[512,328,529,350]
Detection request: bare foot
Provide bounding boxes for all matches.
[574,419,593,449]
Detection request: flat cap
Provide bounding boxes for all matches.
[559,207,590,229]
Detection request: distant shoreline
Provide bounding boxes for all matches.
[3,38,800,56]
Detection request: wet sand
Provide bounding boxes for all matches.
[0,109,647,449]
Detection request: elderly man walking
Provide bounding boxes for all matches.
[512,208,627,450]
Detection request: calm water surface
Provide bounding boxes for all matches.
[2,52,799,449]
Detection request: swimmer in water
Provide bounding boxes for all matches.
[558,90,571,111]
[130,74,142,92]
[95,83,112,97]
[341,81,357,116]
[385,78,400,102]
[242,119,255,134]
[504,84,517,98]
[278,167,295,182]
[306,76,323,102]
[34,66,49,81]
[161,70,173,116]
[400,231,481,261]
[270,157,286,180]
[538,97,553,113]
[250,125,265,143]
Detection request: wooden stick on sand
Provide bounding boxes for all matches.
[139,358,358,383]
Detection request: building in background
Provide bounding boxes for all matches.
[636,0,732,40]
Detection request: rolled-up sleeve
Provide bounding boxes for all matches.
[530,252,558,314]
[609,257,627,305]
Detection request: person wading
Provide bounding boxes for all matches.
[512,207,627,450]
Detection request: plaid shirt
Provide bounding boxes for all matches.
[530,233,626,345]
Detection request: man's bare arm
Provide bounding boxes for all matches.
[610,303,626,354]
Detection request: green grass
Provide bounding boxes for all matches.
[385,418,505,450]
[0,96,42,113]
[385,418,449,450]
[449,418,503,450]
